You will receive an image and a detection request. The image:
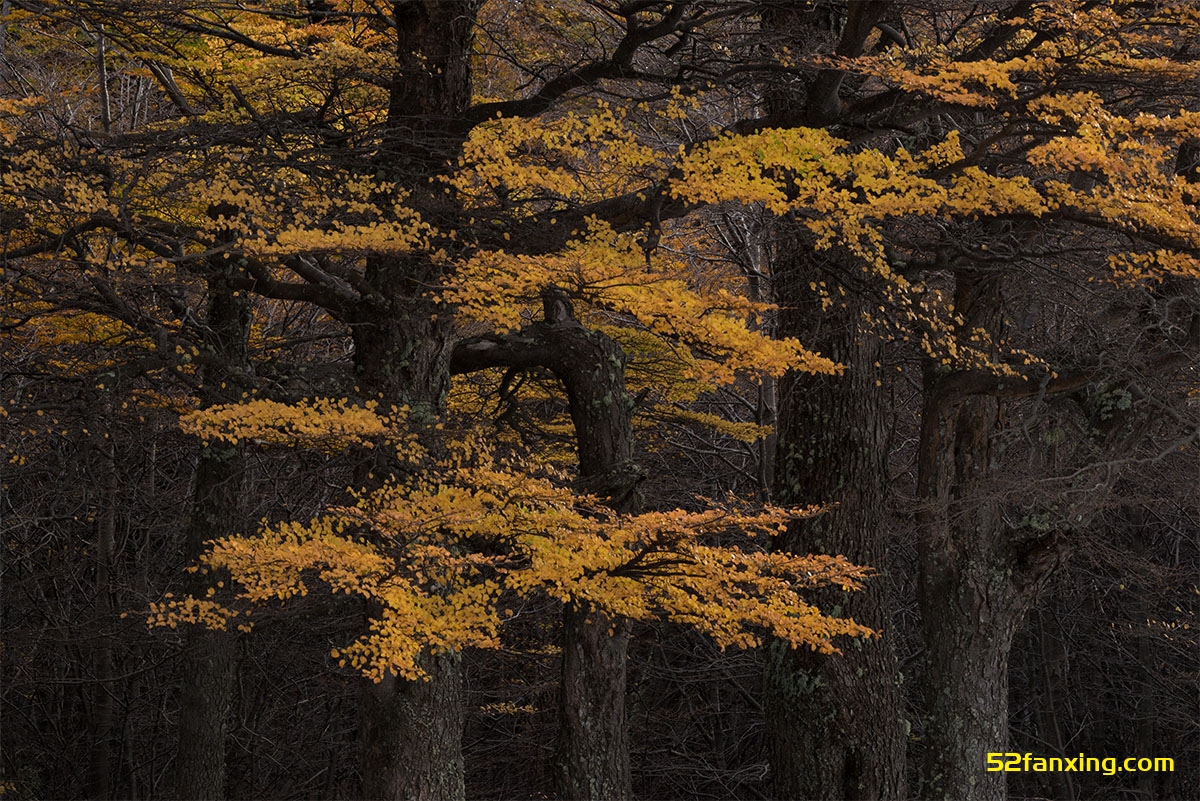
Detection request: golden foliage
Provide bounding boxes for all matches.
[180,398,418,454]
[11,0,1200,693]
[168,412,871,681]
[448,218,837,383]
[450,101,667,209]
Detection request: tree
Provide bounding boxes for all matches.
[2,2,862,798]
[3,3,1199,800]
[758,5,906,799]
[171,295,870,796]
[173,247,252,800]
[666,4,1200,798]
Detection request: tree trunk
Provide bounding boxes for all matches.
[915,272,1058,801]
[451,287,640,800]
[352,4,481,795]
[551,314,638,800]
[758,4,906,791]
[175,494,238,800]
[358,651,465,801]
[174,276,249,801]
[764,245,905,800]
[555,606,633,801]
[86,441,117,799]
[351,289,463,800]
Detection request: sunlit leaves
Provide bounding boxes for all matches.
[674,127,1053,247]
[180,397,420,454]
[450,101,667,211]
[145,595,248,633]
[864,48,1039,108]
[671,89,1200,363]
[659,408,772,444]
[176,408,871,681]
[448,218,836,385]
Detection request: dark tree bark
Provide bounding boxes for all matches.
[348,291,472,801]
[174,273,250,801]
[542,290,637,801]
[86,440,117,800]
[358,651,465,801]
[453,287,640,800]
[760,4,906,798]
[915,271,1060,801]
[350,5,481,798]
[174,444,241,801]
[763,246,905,801]
[556,605,632,801]
[351,284,465,801]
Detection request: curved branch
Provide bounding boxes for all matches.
[462,2,692,126]
[451,286,641,506]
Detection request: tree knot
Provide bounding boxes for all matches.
[541,285,576,325]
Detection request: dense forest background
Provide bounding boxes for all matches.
[1,2,1198,800]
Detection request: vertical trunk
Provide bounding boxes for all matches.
[759,5,905,796]
[87,442,117,799]
[541,289,638,801]
[352,5,480,796]
[174,446,241,800]
[555,607,633,801]
[746,234,777,499]
[915,272,1056,801]
[358,651,465,801]
[764,248,905,800]
[352,291,463,801]
[1035,606,1077,800]
[448,289,639,799]
[174,274,250,801]
[93,24,111,134]
[916,547,1016,801]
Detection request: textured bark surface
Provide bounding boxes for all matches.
[555,606,633,801]
[175,587,236,801]
[764,248,905,801]
[548,296,637,801]
[352,6,481,798]
[452,287,639,503]
[358,651,465,801]
[453,287,639,800]
[352,290,464,800]
[174,278,249,801]
[758,5,905,786]
[915,272,1057,801]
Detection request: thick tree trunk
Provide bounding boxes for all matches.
[358,651,465,801]
[351,290,462,801]
[917,559,1018,801]
[175,463,239,799]
[451,288,640,800]
[540,289,638,800]
[759,4,906,792]
[351,5,481,796]
[553,371,637,798]
[915,272,1058,801]
[764,247,905,800]
[555,606,633,801]
[175,277,249,801]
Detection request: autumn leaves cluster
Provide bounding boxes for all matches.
[155,399,871,681]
